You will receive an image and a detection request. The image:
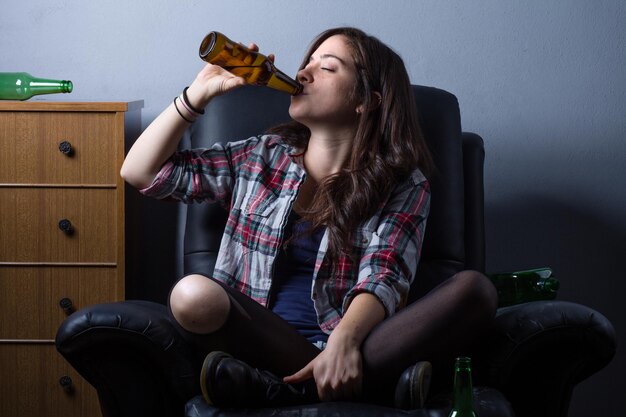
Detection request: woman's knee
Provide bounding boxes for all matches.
[450,270,498,318]
[169,274,231,334]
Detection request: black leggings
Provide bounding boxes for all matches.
[169,270,496,404]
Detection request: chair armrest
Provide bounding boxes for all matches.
[475,300,616,417]
[56,300,201,417]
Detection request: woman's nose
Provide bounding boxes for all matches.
[297,68,312,84]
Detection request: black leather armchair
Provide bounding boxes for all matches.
[56,86,616,417]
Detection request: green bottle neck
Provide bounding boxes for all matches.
[537,277,560,292]
[450,358,476,416]
[452,371,474,411]
[27,78,73,94]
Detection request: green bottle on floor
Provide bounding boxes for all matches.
[448,357,477,417]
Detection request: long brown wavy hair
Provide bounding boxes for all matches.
[269,27,433,266]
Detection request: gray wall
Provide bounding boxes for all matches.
[2,1,624,415]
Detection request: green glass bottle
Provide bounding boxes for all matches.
[0,72,73,100]
[489,267,560,307]
[448,357,477,417]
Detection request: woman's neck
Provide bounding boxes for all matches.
[304,131,353,182]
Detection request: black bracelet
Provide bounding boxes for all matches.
[173,97,194,123]
[183,87,205,115]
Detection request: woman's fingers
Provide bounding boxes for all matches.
[283,361,314,384]
[245,42,275,63]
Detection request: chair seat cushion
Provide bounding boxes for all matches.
[185,386,515,417]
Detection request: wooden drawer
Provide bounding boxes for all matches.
[0,267,118,340]
[0,188,117,263]
[0,111,118,185]
[0,344,101,417]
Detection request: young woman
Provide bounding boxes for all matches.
[121,27,497,409]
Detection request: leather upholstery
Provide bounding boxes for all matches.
[56,85,616,417]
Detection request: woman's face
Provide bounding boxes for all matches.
[289,35,362,132]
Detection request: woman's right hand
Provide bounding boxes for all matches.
[186,43,274,110]
[186,63,246,109]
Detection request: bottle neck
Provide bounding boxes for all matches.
[452,371,473,410]
[28,79,73,94]
[266,67,302,95]
[451,358,475,415]
[536,276,560,293]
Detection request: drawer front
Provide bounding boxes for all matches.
[0,111,118,185]
[0,188,117,263]
[0,344,102,417]
[0,267,119,339]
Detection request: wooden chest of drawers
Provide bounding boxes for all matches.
[0,101,142,417]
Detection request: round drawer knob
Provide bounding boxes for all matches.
[58,219,74,235]
[59,375,75,394]
[59,297,75,315]
[58,141,74,156]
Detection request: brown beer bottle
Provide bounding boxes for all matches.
[199,32,302,95]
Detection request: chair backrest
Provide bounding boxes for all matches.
[181,85,484,302]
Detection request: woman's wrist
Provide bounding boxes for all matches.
[331,293,385,348]
[172,83,212,124]
[186,81,212,110]
[182,87,205,115]
[328,321,364,350]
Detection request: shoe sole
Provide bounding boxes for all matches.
[200,351,233,406]
[410,361,432,408]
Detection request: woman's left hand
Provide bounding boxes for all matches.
[284,331,363,401]
[284,293,385,401]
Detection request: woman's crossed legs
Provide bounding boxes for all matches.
[168,270,497,404]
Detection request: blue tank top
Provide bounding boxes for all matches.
[271,211,328,344]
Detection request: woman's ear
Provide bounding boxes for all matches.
[356,91,382,114]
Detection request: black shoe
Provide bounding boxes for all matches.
[393,361,432,409]
[200,351,316,408]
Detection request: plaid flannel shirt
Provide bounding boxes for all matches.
[141,134,430,333]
